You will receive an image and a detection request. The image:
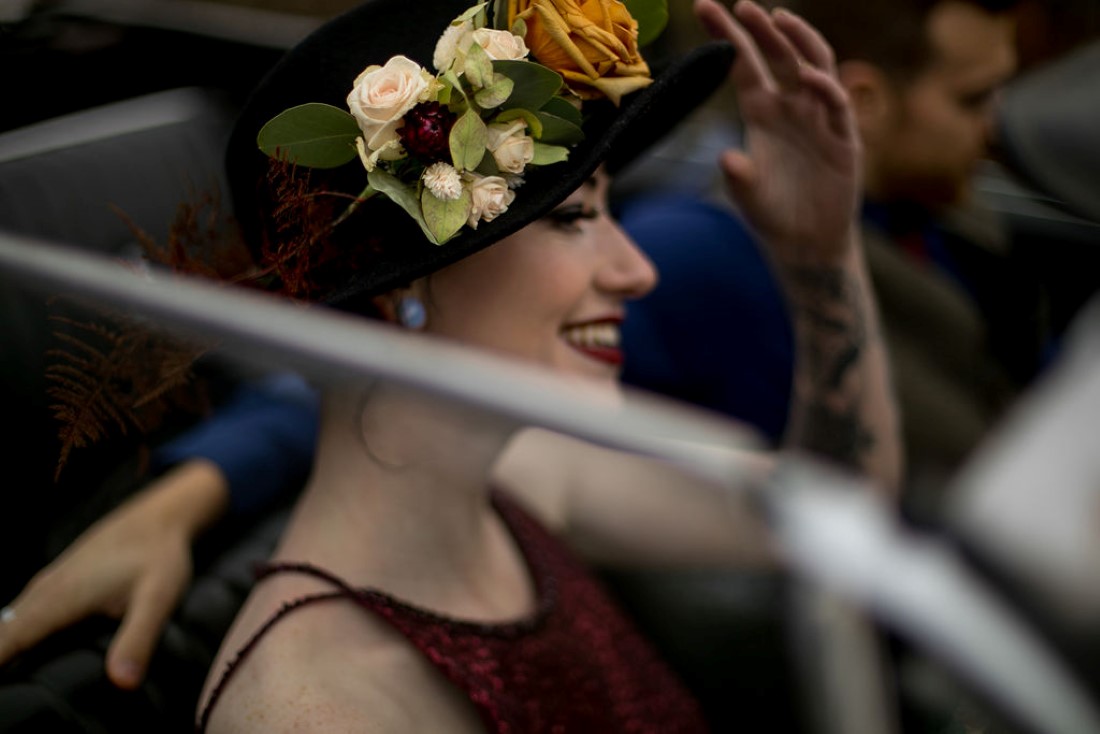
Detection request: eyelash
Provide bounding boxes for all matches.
[546,204,599,232]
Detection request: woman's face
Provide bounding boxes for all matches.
[420,169,657,384]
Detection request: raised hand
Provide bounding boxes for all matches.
[694,0,861,264]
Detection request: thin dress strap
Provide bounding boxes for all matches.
[195,562,366,733]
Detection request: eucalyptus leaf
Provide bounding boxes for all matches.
[539,96,582,127]
[474,75,515,109]
[464,43,494,89]
[438,76,454,106]
[531,142,570,166]
[257,103,361,169]
[625,0,668,47]
[511,17,527,38]
[491,0,509,29]
[495,108,543,138]
[494,60,563,110]
[367,169,436,242]
[535,112,584,145]
[444,70,468,101]
[475,155,502,177]
[422,186,472,245]
[457,1,488,23]
[450,109,488,171]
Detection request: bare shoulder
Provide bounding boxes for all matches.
[492,427,580,530]
[200,579,484,733]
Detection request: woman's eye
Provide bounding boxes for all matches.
[546,204,599,232]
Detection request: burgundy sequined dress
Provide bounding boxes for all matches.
[198,491,709,733]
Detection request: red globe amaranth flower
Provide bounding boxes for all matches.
[400,102,457,160]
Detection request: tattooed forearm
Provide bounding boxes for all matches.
[784,265,876,469]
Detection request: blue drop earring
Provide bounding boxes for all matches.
[397,295,427,330]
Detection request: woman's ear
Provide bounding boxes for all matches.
[373,285,428,330]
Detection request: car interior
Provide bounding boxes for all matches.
[1,2,1099,732]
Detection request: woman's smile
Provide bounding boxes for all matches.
[559,317,624,367]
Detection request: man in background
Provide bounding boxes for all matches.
[623,0,1040,499]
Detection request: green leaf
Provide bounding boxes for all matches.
[464,42,494,89]
[456,1,488,24]
[625,0,668,47]
[539,96,582,126]
[437,75,455,106]
[444,70,468,101]
[491,0,510,30]
[474,75,515,109]
[475,155,502,177]
[257,103,361,169]
[535,112,584,145]
[421,186,472,245]
[450,109,488,171]
[510,17,527,38]
[530,142,569,166]
[367,169,435,242]
[493,60,562,110]
[495,108,542,138]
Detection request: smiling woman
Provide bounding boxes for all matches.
[419,170,653,381]
[188,0,899,727]
[0,0,901,730]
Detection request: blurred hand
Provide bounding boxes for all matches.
[0,460,229,689]
[694,0,862,264]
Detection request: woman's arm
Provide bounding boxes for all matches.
[694,0,900,490]
[499,0,900,567]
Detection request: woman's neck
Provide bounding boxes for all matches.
[272,383,533,619]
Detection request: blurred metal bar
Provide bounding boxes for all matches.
[0,229,763,485]
[948,296,1100,628]
[772,458,1100,734]
[3,229,1099,733]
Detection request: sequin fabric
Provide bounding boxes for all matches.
[199,492,709,733]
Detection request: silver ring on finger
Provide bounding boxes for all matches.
[0,606,15,624]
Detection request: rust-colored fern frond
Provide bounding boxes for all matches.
[111,186,256,283]
[46,305,213,482]
[45,183,248,483]
[260,158,348,300]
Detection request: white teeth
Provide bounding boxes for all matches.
[562,322,620,349]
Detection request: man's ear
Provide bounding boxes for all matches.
[837,60,896,146]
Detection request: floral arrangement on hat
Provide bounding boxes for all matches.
[256,0,667,246]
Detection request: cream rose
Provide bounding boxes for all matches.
[469,28,529,61]
[465,173,515,228]
[485,120,535,174]
[436,24,528,75]
[347,55,432,152]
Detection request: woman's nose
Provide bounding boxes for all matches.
[596,216,658,300]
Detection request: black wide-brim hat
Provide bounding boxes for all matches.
[227,0,735,311]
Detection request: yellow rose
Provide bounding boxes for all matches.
[508,0,652,105]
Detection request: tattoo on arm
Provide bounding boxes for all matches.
[785,266,875,469]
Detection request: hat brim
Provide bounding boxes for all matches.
[226,0,735,308]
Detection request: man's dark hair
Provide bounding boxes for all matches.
[768,0,1020,81]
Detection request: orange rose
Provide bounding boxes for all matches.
[508,0,652,105]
